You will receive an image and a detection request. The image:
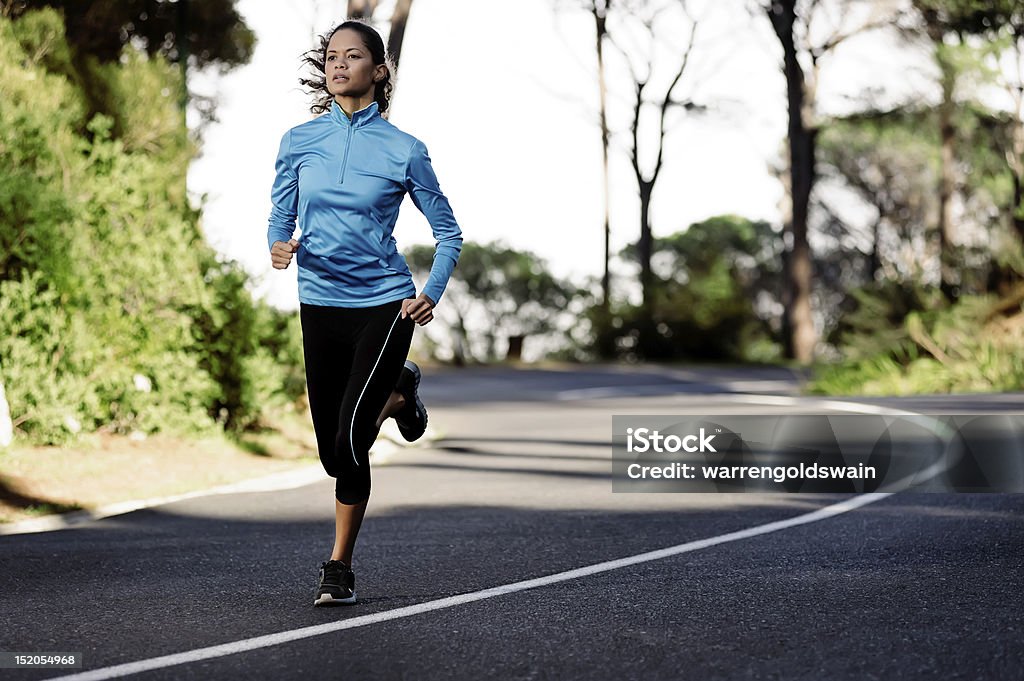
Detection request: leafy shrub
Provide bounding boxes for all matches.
[812,285,1024,395]
[0,10,302,445]
[589,216,783,362]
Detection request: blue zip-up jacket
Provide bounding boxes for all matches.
[267,100,463,307]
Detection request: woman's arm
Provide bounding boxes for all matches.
[404,139,463,306]
[267,130,299,252]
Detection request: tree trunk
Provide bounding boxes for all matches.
[769,0,816,363]
[989,168,1024,294]
[1009,84,1024,249]
[346,0,415,71]
[347,0,378,19]
[388,0,414,70]
[869,217,881,283]
[991,39,1024,293]
[922,25,958,301]
[638,181,654,307]
[0,378,12,448]
[592,1,612,310]
[938,83,957,300]
[505,335,525,361]
[1013,171,1024,245]
[176,0,189,118]
[453,311,470,365]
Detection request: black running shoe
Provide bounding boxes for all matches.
[394,360,428,442]
[314,560,356,606]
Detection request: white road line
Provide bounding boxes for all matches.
[556,384,703,401]
[45,396,950,681]
[46,494,899,681]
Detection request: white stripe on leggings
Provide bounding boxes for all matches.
[349,310,404,467]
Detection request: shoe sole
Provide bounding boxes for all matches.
[314,591,357,606]
[406,361,421,394]
[397,362,428,442]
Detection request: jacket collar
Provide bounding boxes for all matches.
[329,100,379,129]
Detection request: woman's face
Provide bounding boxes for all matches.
[325,29,385,101]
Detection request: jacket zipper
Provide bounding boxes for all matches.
[338,122,353,184]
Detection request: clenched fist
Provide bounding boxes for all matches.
[401,293,436,326]
[271,239,299,270]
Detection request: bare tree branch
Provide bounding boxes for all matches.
[605,30,644,88]
[655,11,698,180]
[630,78,644,181]
[817,17,894,55]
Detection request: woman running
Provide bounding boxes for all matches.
[267,19,463,606]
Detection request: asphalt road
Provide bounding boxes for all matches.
[1,366,1022,681]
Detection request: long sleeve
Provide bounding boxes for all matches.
[404,139,463,305]
[267,130,299,250]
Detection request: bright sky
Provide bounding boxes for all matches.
[186,0,934,311]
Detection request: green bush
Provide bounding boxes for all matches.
[589,216,782,362]
[812,287,1024,395]
[0,10,303,445]
[0,273,93,444]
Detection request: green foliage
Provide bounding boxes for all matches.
[812,284,1024,395]
[819,112,937,228]
[405,241,580,362]
[826,280,945,360]
[0,9,82,293]
[12,1,254,132]
[0,270,222,444]
[243,303,307,414]
[184,258,259,431]
[17,0,256,68]
[0,9,297,445]
[0,273,93,445]
[912,0,1014,36]
[589,216,783,362]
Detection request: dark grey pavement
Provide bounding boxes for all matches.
[0,366,1021,681]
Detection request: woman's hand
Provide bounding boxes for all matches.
[401,293,435,325]
[271,239,299,269]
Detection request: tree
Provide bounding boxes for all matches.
[0,8,298,444]
[890,0,1024,296]
[605,0,703,310]
[550,0,619,311]
[818,109,940,284]
[989,1,1024,249]
[941,0,1024,283]
[759,0,897,363]
[15,0,254,68]
[12,0,253,131]
[595,216,783,361]
[588,0,614,310]
[405,243,580,363]
[905,0,988,299]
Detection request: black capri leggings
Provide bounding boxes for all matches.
[300,300,415,504]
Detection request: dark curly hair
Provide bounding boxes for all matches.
[300,20,395,117]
